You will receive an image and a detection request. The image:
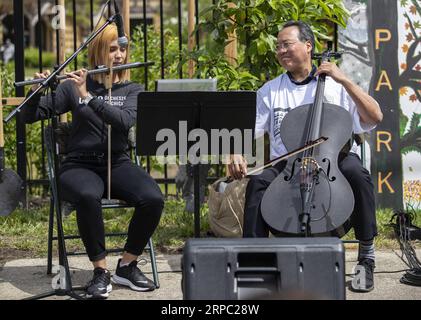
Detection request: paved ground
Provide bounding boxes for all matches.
[1,249,421,300]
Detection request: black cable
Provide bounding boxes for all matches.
[94,0,112,31]
[389,210,421,286]
[401,270,421,286]
[346,269,412,277]
[310,168,331,222]
[374,269,412,274]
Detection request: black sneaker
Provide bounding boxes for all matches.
[85,268,112,299]
[351,258,375,292]
[112,259,156,292]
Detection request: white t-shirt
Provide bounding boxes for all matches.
[256,73,376,160]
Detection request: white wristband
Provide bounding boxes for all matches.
[81,92,94,105]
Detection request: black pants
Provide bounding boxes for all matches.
[59,155,164,262]
[243,152,377,241]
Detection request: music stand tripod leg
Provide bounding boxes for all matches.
[24,76,85,300]
[23,138,85,300]
[193,164,201,237]
[24,182,86,299]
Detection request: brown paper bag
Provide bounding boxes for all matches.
[208,177,249,237]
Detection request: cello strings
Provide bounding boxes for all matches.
[303,72,320,189]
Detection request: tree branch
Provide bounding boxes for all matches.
[339,41,371,65]
[407,80,421,102]
[404,13,419,41]
[343,51,372,66]
[339,34,369,61]
[343,34,368,47]
[399,35,420,87]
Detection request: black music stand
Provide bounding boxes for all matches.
[136,91,256,237]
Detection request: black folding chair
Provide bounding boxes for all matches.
[44,122,160,288]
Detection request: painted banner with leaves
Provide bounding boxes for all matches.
[340,0,420,209]
[368,0,403,209]
[397,0,421,209]
[370,0,420,209]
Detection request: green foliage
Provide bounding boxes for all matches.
[408,113,420,137]
[153,199,210,252]
[66,49,89,71]
[400,109,409,138]
[0,199,211,256]
[185,47,260,90]
[189,0,349,89]
[128,21,260,95]
[1,63,18,169]
[399,0,420,156]
[1,63,46,188]
[0,62,14,97]
[130,25,189,173]
[24,48,56,68]
[0,203,418,257]
[1,1,351,184]
[130,25,187,91]
[401,112,421,156]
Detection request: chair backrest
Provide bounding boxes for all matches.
[155,78,217,92]
[44,122,72,165]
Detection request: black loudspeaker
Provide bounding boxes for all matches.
[182,237,345,300]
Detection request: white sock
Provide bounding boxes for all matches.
[119,260,131,268]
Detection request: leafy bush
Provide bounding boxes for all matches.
[130,25,187,91]
[0,204,418,257]
[130,25,190,173]
[1,62,46,194]
[24,47,56,68]
[188,0,350,89]
[1,1,351,190]
[1,63,18,170]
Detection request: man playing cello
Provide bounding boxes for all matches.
[229,21,383,292]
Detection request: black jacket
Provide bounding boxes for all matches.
[21,76,143,154]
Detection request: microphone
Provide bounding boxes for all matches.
[113,0,128,48]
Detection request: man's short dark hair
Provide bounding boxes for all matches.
[281,20,315,55]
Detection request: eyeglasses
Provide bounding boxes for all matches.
[276,41,299,51]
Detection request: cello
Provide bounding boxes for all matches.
[261,50,355,237]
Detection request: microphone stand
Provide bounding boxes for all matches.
[11,15,120,301]
[4,14,118,123]
[23,68,87,300]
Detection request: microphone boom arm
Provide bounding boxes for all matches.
[4,14,120,123]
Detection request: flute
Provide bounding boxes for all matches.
[14,62,154,88]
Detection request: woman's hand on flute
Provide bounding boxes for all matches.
[66,68,88,99]
[31,70,50,92]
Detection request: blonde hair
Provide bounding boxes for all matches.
[88,21,129,83]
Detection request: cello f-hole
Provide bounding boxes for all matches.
[284,158,301,181]
[322,157,337,182]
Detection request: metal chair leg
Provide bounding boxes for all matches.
[148,238,160,289]
[47,196,55,275]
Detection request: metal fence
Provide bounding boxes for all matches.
[8,0,221,203]
[6,0,341,205]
